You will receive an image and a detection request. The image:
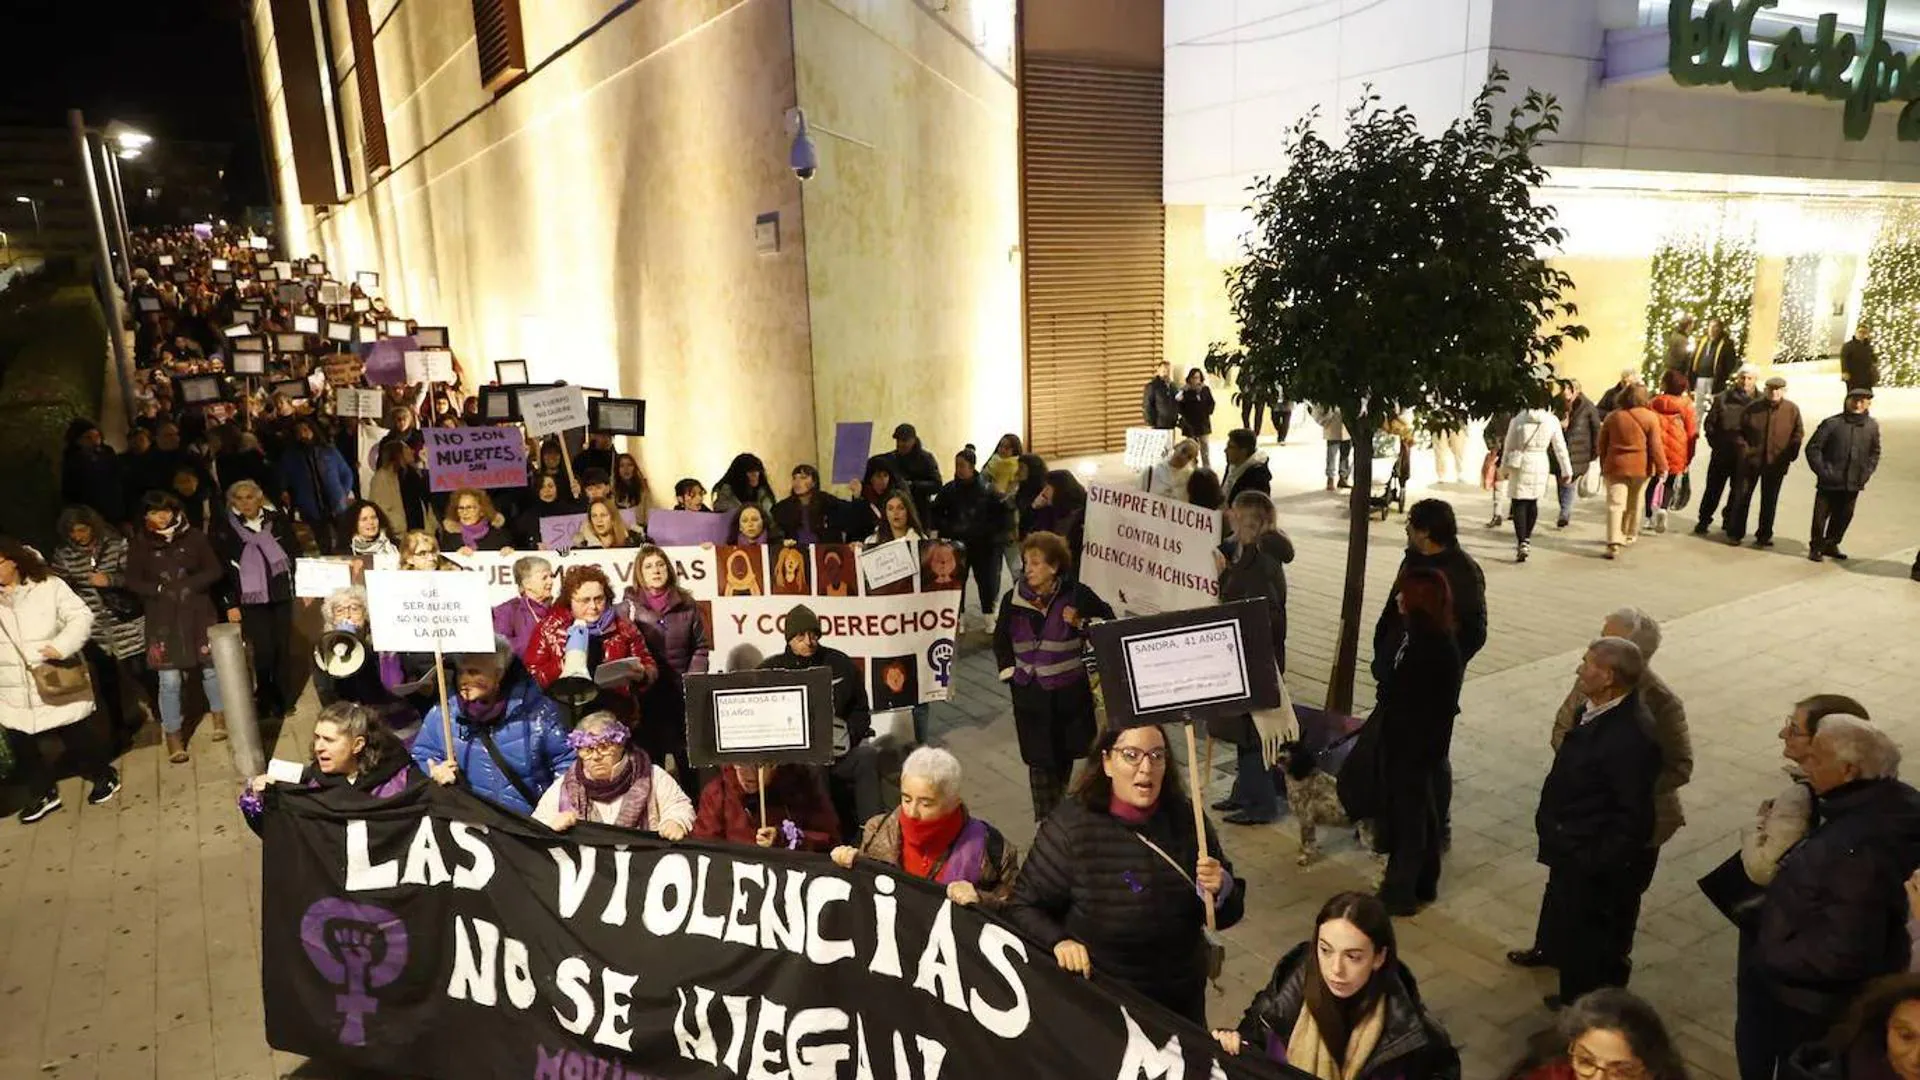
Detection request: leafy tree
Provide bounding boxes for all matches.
[1206,72,1586,713]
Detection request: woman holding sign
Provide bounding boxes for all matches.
[436,489,515,555]
[524,565,656,723]
[693,763,840,852]
[993,530,1115,821]
[1007,723,1244,1025]
[413,640,574,816]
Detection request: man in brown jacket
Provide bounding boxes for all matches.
[1509,607,1693,974]
[1728,376,1804,547]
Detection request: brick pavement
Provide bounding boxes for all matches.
[3,393,1916,1079]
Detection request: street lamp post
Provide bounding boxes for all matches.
[93,135,132,287]
[13,196,40,235]
[69,108,136,429]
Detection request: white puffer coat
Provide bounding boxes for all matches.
[1501,409,1572,503]
[0,576,96,735]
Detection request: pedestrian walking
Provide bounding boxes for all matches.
[1645,369,1699,535]
[1555,380,1603,528]
[1695,367,1758,536]
[1596,385,1667,560]
[1499,403,1571,563]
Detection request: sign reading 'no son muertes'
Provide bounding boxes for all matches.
[262,784,1302,1079]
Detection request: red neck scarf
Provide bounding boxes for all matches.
[900,805,968,879]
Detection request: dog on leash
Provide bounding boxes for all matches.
[1275,740,1375,866]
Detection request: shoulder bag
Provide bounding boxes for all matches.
[474,725,540,809]
[1134,831,1228,984]
[0,611,92,707]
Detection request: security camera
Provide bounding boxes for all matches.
[787,108,818,181]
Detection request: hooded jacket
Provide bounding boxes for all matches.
[1233,943,1461,1080]
[1224,449,1273,502]
[1750,777,1920,1017]
[1646,392,1699,473]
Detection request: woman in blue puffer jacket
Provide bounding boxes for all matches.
[412,637,574,816]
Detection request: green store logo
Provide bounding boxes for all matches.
[1668,0,1920,140]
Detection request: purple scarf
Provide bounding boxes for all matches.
[641,588,674,616]
[559,748,653,830]
[232,511,290,604]
[458,519,491,548]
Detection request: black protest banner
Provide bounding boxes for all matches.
[262,783,1304,1080]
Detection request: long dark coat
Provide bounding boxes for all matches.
[124,525,225,671]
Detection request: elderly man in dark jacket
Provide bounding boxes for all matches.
[1806,389,1881,563]
[1513,609,1692,972]
[1140,360,1179,430]
[1510,636,1661,1010]
[1727,376,1804,547]
[1841,323,1878,392]
[1736,717,1920,1080]
[1695,367,1758,536]
[1556,379,1603,528]
[760,604,877,841]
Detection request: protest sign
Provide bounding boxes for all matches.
[322,353,366,388]
[645,509,731,546]
[325,322,353,343]
[211,258,229,272]
[517,385,589,436]
[587,396,643,436]
[859,538,917,592]
[294,558,355,600]
[293,315,320,334]
[414,326,449,348]
[157,254,174,267]
[382,319,410,337]
[494,358,529,385]
[356,270,379,288]
[709,542,960,707]
[1123,426,1175,470]
[232,351,267,376]
[424,426,528,493]
[259,784,1282,1080]
[684,668,835,766]
[336,387,387,421]
[1080,484,1222,619]
[319,282,347,306]
[223,322,252,338]
[405,350,455,385]
[363,337,412,385]
[832,421,873,485]
[177,375,222,405]
[478,386,516,422]
[445,547,721,605]
[137,296,161,313]
[249,235,269,250]
[363,570,495,654]
[1088,601,1281,728]
[259,267,280,282]
[276,332,307,353]
[536,508,640,552]
[353,297,371,313]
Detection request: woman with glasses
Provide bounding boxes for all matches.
[1215,891,1458,1079]
[1506,988,1687,1080]
[1005,723,1245,1025]
[531,711,694,838]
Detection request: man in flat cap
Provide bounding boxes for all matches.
[1804,389,1881,563]
[1727,376,1804,547]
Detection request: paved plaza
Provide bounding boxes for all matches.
[3,392,1917,1079]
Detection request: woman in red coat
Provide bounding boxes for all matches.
[693,764,840,852]
[1644,368,1699,535]
[523,565,656,731]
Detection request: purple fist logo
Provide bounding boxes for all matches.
[300,898,409,1046]
[927,639,955,687]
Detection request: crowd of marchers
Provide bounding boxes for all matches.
[4,227,1919,1080]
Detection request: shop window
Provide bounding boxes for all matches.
[473,0,529,94]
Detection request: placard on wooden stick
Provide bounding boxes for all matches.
[363,570,496,654]
[1086,600,1281,729]
[684,668,836,768]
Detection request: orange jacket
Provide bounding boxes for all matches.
[1596,406,1669,480]
[1647,393,1698,473]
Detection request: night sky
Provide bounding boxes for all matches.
[1,0,270,211]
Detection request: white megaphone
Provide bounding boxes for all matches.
[314,630,368,679]
[548,623,600,713]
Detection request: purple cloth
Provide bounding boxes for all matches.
[933,818,991,886]
[232,512,290,604]
[492,597,548,656]
[458,519,491,548]
[1008,581,1089,691]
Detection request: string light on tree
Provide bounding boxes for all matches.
[1858,202,1920,388]
[1641,224,1757,382]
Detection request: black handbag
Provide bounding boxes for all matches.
[1335,710,1387,821]
[1665,472,1693,512]
[1697,851,1766,926]
[97,587,142,621]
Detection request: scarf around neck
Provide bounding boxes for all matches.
[460,694,508,728]
[351,532,395,557]
[232,510,289,604]
[641,587,674,616]
[458,518,491,548]
[560,748,653,830]
[584,606,617,636]
[1286,993,1387,1080]
[900,805,969,878]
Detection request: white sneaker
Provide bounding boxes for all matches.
[1654,509,1669,534]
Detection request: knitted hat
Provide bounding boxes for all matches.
[783,604,822,641]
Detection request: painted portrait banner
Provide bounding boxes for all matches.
[1079,485,1222,619]
[444,546,720,606]
[259,783,1297,1080]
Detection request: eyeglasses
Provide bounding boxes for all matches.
[1570,1049,1648,1080]
[576,744,622,760]
[1111,746,1168,769]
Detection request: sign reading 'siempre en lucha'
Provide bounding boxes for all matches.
[1669,0,1920,140]
[1080,485,1222,619]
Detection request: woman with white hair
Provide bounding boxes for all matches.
[531,711,694,838]
[311,586,424,740]
[830,746,1021,906]
[209,478,300,721]
[1149,440,1200,501]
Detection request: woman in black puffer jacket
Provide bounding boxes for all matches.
[1006,722,1244,1025]
[1217,891,1458,1080]
[930,446,1008,630]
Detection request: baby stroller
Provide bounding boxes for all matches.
[1367,428,1412,521]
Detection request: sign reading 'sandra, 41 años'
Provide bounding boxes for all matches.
[1669,0,1920,140]
[261,784,1305,1079]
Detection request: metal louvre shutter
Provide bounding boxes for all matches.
[472,0,530,94]
[1021,58,1164,457]
[346,0,389,175]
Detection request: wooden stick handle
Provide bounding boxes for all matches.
[1183,722,1216,931]
[757,766,768,831]
[434,645,454,766]
[559,435,578,494]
